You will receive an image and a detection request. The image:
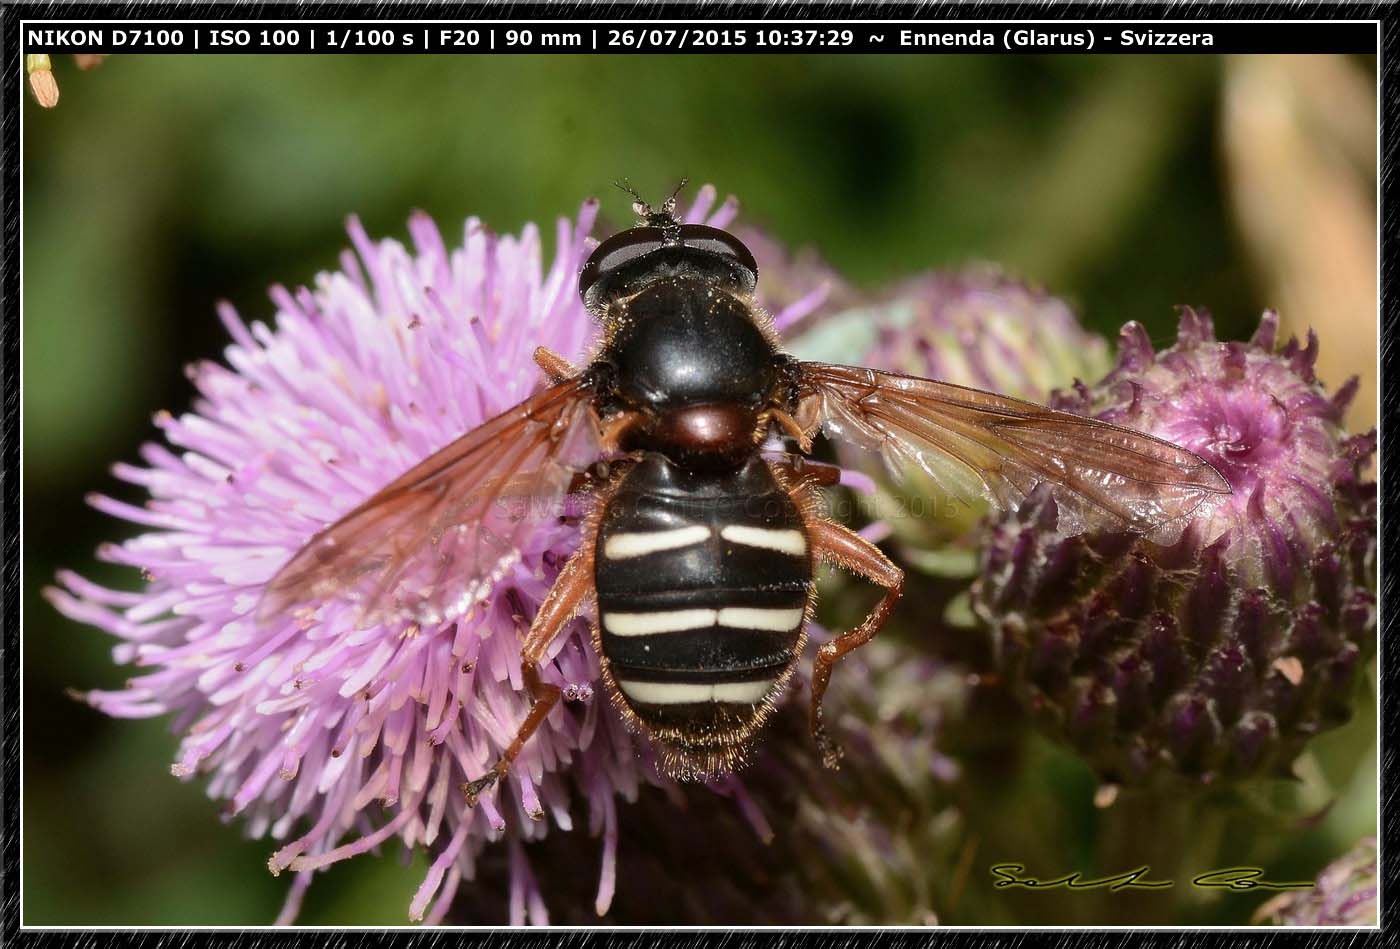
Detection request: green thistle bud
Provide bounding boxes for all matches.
[791,267,1112,576]
[868,267,1112,401]
[971,309,1376,787]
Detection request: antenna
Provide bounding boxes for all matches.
[613,178,652,220]
[612,177,690,225]
[660,177,689,217]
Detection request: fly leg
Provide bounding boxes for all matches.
[806,519,904,769]
[769,455,843,492]
[462,538,596,806]
[534,347,578,383]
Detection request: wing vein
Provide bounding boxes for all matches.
[257,377,601,628]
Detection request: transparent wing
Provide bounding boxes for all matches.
[797,363,1230,537]
[258,377,602,628]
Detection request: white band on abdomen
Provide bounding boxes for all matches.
[719,525,807,556]
[603,608,718,636]
[603,606,803,637]
[619,677,776,705]
[603,525,712,560]
[716,606,805,631]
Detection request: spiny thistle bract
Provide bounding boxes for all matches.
[971,308,1376,788]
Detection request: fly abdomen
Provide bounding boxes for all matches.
[594,453,813,776]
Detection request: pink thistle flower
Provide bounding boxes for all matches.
[47,185,817,924]
[737,225,863,335]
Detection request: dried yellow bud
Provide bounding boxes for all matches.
[26,56,59,108]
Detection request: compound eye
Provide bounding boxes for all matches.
[579,227,666,301]
[677,224,758,283]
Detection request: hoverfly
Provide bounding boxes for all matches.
[260,182,1230,801]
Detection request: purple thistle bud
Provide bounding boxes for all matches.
[46,186,829,924]
[971,309,1376,787]
[1253,837,1377,926]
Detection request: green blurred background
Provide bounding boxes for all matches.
[22,53,1377,925]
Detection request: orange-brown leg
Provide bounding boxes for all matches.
[807,519,904,769]
[758,407,814,452]
[534,346,577,383]
[770,455,843,492]
[462,539,596,806]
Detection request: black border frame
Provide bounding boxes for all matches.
[1,2,1392,943]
